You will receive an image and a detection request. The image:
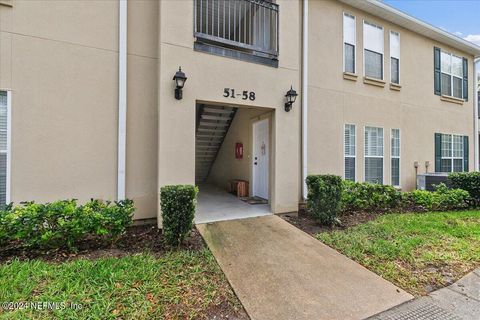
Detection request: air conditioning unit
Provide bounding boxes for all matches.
[416,173,449,191]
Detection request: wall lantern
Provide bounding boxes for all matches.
[173,66,187,100]
[284,86,298,112]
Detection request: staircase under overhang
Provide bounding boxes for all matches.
[195,105,237,183]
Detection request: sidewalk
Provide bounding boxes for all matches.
[369,268,480,320]
[197,215,412,320]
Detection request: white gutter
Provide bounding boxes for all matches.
[302,0,308,200]
[117,0,127,200]
[475,58,479,171]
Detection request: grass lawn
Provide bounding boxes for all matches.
[0,249,243,319]
[317,210,480,296]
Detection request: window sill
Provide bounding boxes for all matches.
[0,0,12,7]
[363,76,386,87]
[440,95,464,105]
[389,83,401,91]
[343,72,358,81]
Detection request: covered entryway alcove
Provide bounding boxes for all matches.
[195,102,274,223]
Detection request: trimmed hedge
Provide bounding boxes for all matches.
[160,185,198,246]
[342,180,403,212]
[407,184,469,211]
[306,175,343,225]
[304,176,471,225]
[448,172,480,207]
[0,199,135,250]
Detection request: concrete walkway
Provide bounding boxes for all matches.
[197,215,412,320]
[369,268,480,320]
[196,184,271,224]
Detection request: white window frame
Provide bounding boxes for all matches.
[364,126,384,184]
[0,90,11,204]
[440,50,464,99]
[363,20,384,81]
[343,123,357,181]
[343,12,356,74]
[391,128,401,187]
[441,133,464,172]
[389,30,400,85]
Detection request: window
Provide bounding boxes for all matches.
[390,31,400,84]
[0,91,9,206]
[440,134,465,172]
[440,51,463,99]
[344,124,356,181]
[365,126,383,184]
[363,21,384,80]
[343,13,356,73]
[391,129,400,186]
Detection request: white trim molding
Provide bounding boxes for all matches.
[474,58,479,171]
[302,0,308,200]
[6,91,11,204]
[117,0,127,200]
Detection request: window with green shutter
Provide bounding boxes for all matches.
[434,47,468,101]
[434,133,469,173]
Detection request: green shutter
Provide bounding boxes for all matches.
[434,47,441,95]
[463,135,469,172]
[462,57,468,101]
[435,133,442,172]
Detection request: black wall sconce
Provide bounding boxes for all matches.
[284,86,298,112]
[173,66,187,100]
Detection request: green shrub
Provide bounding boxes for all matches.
[0,199,135,250]
[448,172,480,206]
[408,183,469,211]
[341,180,402,212]
[306,175,343,225]
[160,185,198,246]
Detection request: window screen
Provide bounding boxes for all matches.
[365,126,383,184]
[364,21,384,80]
[0,92,7,206]
[391,129,400,186]
[344,124,356,181]
[343,14,356,73]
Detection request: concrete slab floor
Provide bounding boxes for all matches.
[197,215,413,320]
[195,184,271,224]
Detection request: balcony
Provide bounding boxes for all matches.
[194,0,279,67]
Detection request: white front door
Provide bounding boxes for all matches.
[253,119,269,200]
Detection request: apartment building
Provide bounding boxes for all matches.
[0,0,479,226]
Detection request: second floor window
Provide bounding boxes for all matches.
[363,21,384,80]
[390,31,400,84]
[343,13,356,73]
[441,52,463,98]
[434,47,468,100]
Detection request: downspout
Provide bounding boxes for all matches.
[117,0,127,200]
[474,58,479,171]
[302,0,308,200]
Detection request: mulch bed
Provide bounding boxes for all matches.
[280,209,383,236]
[0,224,205,263]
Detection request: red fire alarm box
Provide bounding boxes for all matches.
[235,142,243,159]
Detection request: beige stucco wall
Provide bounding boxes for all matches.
[0,0,158,219]
[207,107,273,196]
[1,0,477,226]
[308,0,476,190]
[157,0,302,226]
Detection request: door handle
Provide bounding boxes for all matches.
[254,162,257,165]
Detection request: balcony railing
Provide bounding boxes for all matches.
[194,0,279,59]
